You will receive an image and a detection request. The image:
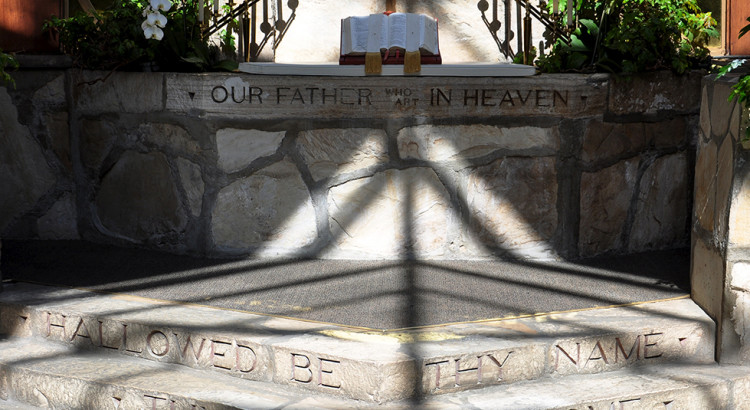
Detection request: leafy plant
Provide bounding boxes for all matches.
[44,0,237,72]
[537,0,718,75]
[0,49,19,88]
[715,17,750,141]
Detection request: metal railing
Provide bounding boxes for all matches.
[200,0,298,62]
[478,0,573,62]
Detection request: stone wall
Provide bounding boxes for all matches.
[0,69,701,260]
[692,75,750,363]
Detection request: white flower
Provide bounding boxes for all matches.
[146,11,168,28]
[143,25,164,40]
[150,0,172,12]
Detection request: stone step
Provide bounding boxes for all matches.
[1,335,748,410]
[0,282,715,403]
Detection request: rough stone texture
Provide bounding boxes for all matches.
[694,138,717,233]
[579,159,638,256]
[715,136,734,239]
[80,119,118,172]
[140,123,201,157]
[216,128,285,173]
[728,262,750,362]
[608,70,702,115]
[326,167,459,259]
[297,128,388,181]
[0,88,56,233]
[31,74,66,107]
[211,159,317,255]
[37,192,78,240]
[729,102,741,142]
[95,151,186,242]
[176,158,205,217]
[711,83,735,138]
[647,116,687,148]
[398,125,559,162]
[629,154,688,252]
[581,121,645,164]
[73,71,163,114]
[728,161,750,249]
[42,111,71,172]
[700,86,711,141]
[463,157,558,258]
[691,239,724,322]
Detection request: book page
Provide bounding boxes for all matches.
[387,13,407,50]
[367,13,387,53]
[341,16,370,54]
[405,13,420,52]
[419,15,439,55]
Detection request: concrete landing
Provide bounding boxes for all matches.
[0,282,716,404]
[0,240,691,330]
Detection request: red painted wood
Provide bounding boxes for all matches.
[0,0,62,52]
[729,0,750,54]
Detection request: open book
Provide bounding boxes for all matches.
[340,13,441,67]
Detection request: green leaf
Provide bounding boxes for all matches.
[579,19,599,37]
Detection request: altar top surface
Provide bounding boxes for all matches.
[239,62,537,77]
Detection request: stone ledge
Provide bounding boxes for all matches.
[0,335,744,409]
[0,283,715,402]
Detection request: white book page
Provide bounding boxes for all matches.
[387,13,407,50]
[341,16,370,54]
[405,13,420,52]
[366,13,386,53]
[419,15,439,55]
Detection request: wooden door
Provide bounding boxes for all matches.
[0,0,62,52]
[728,0,750,55]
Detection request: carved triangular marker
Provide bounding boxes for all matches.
[188,92,196,100]
[111,397,122,409]
[678,337,687,346]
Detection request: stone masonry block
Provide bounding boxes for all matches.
[211,159,317,255]
[297,128,388,181]
[74,71,163,114]
[691,239,724,322]
[694,138,717,233]
[579,159,638,256]
[629,153,688,252]
[398,124,558,162]
[216,128,286,173]
[95,151,186,242]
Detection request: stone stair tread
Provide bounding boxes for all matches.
[431,362,750,409]
[1,335,749,409]
[0,336,365,409]
[0,282,717,403]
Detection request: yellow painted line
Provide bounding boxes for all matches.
[5,279,690,334]
[5,279,379,332]
[382,294,692,332]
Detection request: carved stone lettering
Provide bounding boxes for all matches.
[555,333,668,372]
[146,330,169,357]
[175,334,207,363]
[644,333,663,359]
[424,351,513,391]
[168,74,602,120]
[318,358,341,389]
[236,343,257,373]
[291,353,313,383]
[46,312,67,338]
[210,339,232,370]
[70,317,95,345]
